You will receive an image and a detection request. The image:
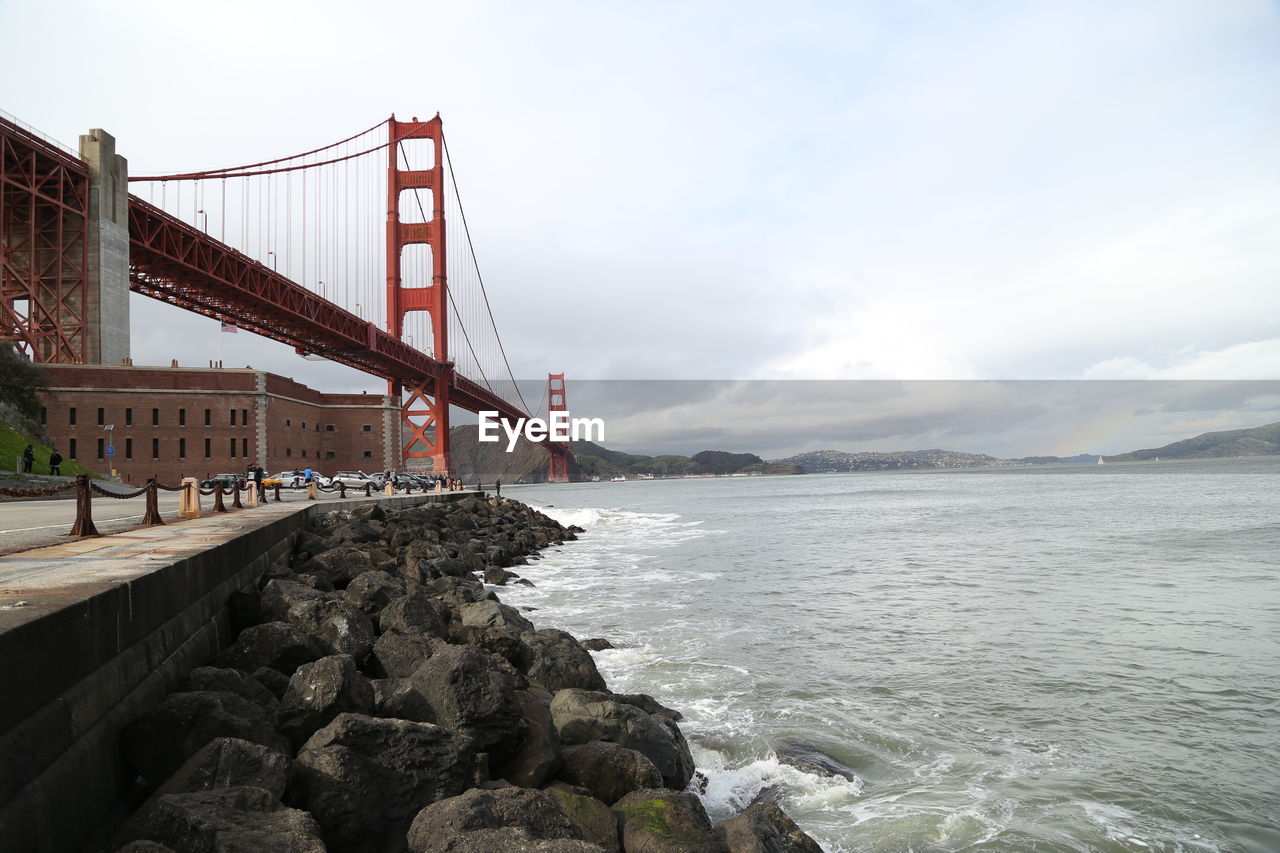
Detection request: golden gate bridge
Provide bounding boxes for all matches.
[0,111,572,481]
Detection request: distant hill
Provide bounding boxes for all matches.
[446,426,802,483]
[774,448,1018,473]
[1106,421,1280,461]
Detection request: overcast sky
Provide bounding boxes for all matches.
[3,1,1277,455]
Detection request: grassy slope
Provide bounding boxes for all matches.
[0,420,98,478]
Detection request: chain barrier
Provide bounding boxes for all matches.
[20,470,409,539]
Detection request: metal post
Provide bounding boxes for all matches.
[232,482,244,509]
[143,478,164,525]
[337,482,347,499]
[273,483,282,502]
[213,484,228,513]
[69,474,101,537]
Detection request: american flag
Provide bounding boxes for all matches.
[221,322,237,334]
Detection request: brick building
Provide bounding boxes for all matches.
[39,364,402,484]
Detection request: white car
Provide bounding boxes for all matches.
[274,470,332,489]
[331,470,375,489]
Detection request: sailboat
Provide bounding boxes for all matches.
[1097,456,1105,465]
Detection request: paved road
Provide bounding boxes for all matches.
[0,488,316,556]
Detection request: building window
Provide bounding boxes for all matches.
[40,407,46,425]
[97,407,104,426]
[204,438,211,459]
[363,450,373,458]
[315,423,321,432]
[125,407,133,426]
[301,449,307,458]
[230,409,237,426]
[179,408,186,426]
[362,424,372,433]
[97,438,104,459]
[285,447,292,457]
[152,438,159,459]
[152,408,159,426]
[69,438,76,459]
[126,438,133,459]
[301,421,306,430]
[285,418,292,427]
[204,408,211,426]
[325,424,335,432]
[179,438,186,458]
[242,408,248,425]
[242,438,248,457]
[69,407,76,426]
[230,438,237,458]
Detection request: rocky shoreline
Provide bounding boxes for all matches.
[107,495,823,852]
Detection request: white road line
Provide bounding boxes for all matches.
[5,513,149,532]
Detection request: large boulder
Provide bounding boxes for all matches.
[614,789,727,853]
[380,591,452,639]
[260,579,333,623]
[557,742,663,805]
[285,598,377,662]
[419,574,487,608]
[123,785,326,852]
[493,690,561,788]
[183,666,279,710]
[307,544,375,587]
[120,691,290,788]
[550,690,695,790]
[114,738,291,847]
[382,644,525,750]
[546,786,621,852]
[343,570,411,624]
[522,629,608,693]
[276,655,376,749]
[369,630,438,679]
[715,800,824,853]
[460,600,536,634]
[215,621,326,675]
[406,786,601,853]
[287,713,477,853]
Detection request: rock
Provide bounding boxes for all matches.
[114,738,291,848]
[615,693,683,723]
[227,589,262,637]
[343,570,410,624]
[120,691,290,788]
[369,630,438,678]
[383,644,525,750]
[252,666,293,700]
[307,544,375,588]
[287,713,477,853]
[184,666,279,710]
[260,579,332,623]
[460,599,536,634]
[580,639,614,652]
[460,625,530,668]
[775,742,859,782]
[380,591,452,639]
[276,655,375,750]
[522,629,608,693]
[215,622,326,675]
[550,690,695,791]
[117,842,175,852]
[285,598,377,662]
[419,574,487,608]
[293,573,335,592]
[515,578,537,587]
[546,786,621,853]
[558,742,663,805]
[123,785,325,852]
[614,789,727,853]
[493,690,561,788]
[406,787,597,853]
[715,800,824,853]
[484,566,519,586]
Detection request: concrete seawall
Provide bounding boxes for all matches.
[0,492,470,852]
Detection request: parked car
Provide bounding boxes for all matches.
[247,470,283,488]
[200,473,245,491]
[274,469,332,488]
[331,470,375,489]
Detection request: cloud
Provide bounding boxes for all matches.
[1083,339,1280,380]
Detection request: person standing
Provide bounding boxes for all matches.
[22,444,34,473]
[495,478,501,498]
[48,449,63,476]
[252,464,264,501]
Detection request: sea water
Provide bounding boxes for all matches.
[501,457,1280,853]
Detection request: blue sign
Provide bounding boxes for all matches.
[105,445,115,456]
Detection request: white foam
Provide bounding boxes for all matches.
[692,746,865,824]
